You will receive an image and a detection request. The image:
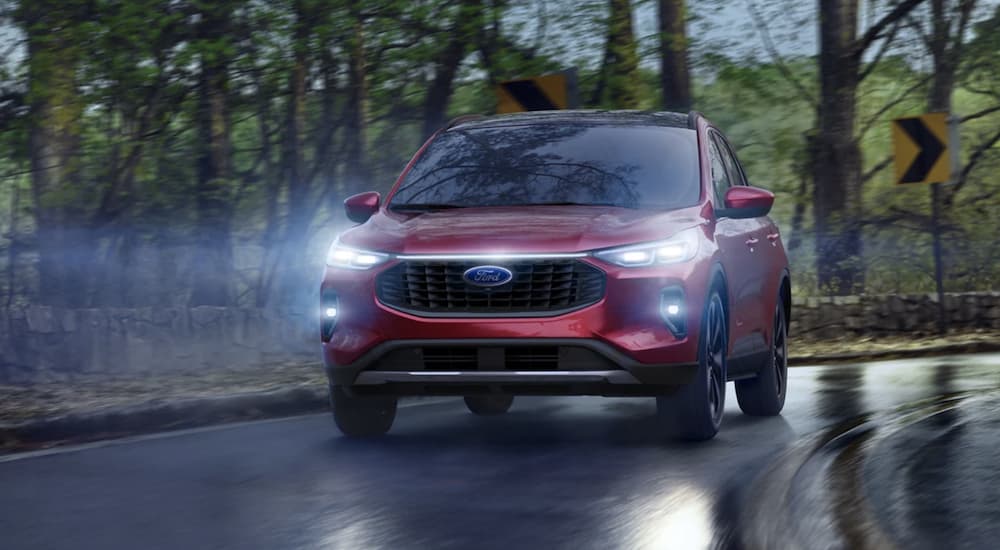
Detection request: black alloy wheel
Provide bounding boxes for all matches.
[735,295,788,416]
[657,289,728,441]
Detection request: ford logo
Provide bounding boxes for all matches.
[462,265,513,287]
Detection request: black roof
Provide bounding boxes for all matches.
[447,110,697,131]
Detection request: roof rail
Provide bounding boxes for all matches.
[687,111,703,130]
[445,114,487,130]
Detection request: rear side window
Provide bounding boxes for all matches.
[715,134,747,187]
[390,124,701,210]
[707,135,731,205]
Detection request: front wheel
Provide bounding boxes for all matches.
[656,289,727,441]
[330,385,397,437]
[735,294,788,416]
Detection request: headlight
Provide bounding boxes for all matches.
[326,240,390,269]
[594,227,701,267]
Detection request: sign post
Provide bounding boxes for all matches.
[891,112,953,334]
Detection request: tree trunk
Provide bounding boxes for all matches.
[930,0,975,204]
[190,5,235,306]
[812,0,863,295]
[926,0,976,330]
[22,1,87,307]
[5,169,21,308]
[343,0,369,193]
[811,0,925,295]
[254,67,280,307]
[594,0,640,108]
[658,0,691,112]
[276,0,314,306]
[422,37,468,139]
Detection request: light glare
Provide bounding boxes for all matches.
[657,244,687,260]
[325,307,338,318]
[327,241,389,269]
[621,250,652,264]
[665,304,680,316]
[332,249,355,261]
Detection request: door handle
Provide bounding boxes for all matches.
[745,237,759,246]
[767,233,780,246]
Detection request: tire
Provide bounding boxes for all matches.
[330,385,397,437]
[735,294,788,416]
[656,289,727,441]
[464,395,514,416]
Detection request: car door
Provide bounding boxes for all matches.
[713,131,771,360]
[707,132,761,361]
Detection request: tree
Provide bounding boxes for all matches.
[921,0,976,330]
[659,0,692,111]
[421,0,482,138]
[811,0,924,294]
[593,0,640,108]
[18,0,89,307]
[190,0,239,305]
[343,0,369,192]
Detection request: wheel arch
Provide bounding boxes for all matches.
[708,261,730,328]
[778,270,791,326]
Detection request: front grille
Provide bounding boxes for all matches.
[422,347,477,370]
[376,259,605,315]
[369,345,618,372]
[505,346,559,370]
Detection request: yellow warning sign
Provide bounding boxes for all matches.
[496,73,573,113]
[891,112,951,185]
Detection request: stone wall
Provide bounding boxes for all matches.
[0,307,318,383]
[790,292,1000,339]
[1,292,998,381]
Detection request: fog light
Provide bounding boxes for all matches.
[321,290,338,341]
[660,287,686,338]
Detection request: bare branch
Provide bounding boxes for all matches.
[960,104,1000,123]
[853,0,926,58]
[744,1,817,107]
[904,14,934,53]
[961,83,1000,99]
[949,0,977,64]
[857,73,933,139]
[859,18,903,82]
[862,155,894,184]
[946,127,1000,206]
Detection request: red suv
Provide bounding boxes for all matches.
[320,111,790,441]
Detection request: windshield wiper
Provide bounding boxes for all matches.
[503,201,630,208]
[391,201,632,211]
[389,203,469,212]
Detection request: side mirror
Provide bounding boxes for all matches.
[717,186,774,219]
[344,191,380,224]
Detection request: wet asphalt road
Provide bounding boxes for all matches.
[1,354,999,550]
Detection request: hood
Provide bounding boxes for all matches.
[338,204,708,254]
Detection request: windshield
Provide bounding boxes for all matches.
[389,124,701,210]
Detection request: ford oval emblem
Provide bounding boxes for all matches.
[463,265,513,287]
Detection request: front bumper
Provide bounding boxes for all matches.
[325,337,697,390]
[321,256,712,393]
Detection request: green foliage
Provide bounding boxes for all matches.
[1,0,999,307]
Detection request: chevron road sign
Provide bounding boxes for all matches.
[890,111,961,335]
[891,112,951,185]
[496,71,578,113]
